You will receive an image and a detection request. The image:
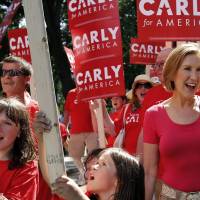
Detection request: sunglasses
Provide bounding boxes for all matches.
[0,68,30,77]
[135,82,152,89]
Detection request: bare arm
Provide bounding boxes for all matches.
[63,110,70,129]
[89,100,98,133]
[136,128,144,163]
[33,111,52,185]
[99,99,116,135]
[34,112,90,200]
[144,143,159,200]
[90,100,116,135]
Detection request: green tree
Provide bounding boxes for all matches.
[119,0,145,89]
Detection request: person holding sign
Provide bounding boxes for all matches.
[63,88,99,185]
[34,109,145,200]
[144,43,200,200]
[92,74,152,155]
[0,98,38,200]
[0,56,64,200]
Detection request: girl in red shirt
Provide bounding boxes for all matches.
[0,98,38,200]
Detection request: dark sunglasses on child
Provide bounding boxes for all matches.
[135,82,152,89]
[0,68,30,77]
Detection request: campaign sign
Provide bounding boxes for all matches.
[71,19,122,65]
[8,28,31,63]
[130,38,166,64]
[137,0,200,40]
[64,47,76,73]
[0,0,21,44]
[67,0,119,29]
[74,56,125,101]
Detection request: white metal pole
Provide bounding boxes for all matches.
[22,0,65,184]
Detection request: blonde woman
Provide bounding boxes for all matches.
[144,43,200,200]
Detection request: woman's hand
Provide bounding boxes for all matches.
[33,111,52,135]
[52,175,89,200]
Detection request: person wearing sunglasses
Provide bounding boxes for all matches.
[0,56,32,101]
[90,74,152,156]
[0,56,64,200]
[0,56,39,147]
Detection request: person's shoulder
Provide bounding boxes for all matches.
[66,88,77,98]
[20,160,38,174]
[147,84,166,95]
[23,160,38,168]
[15,160,38,175]
[69,88,76,94]
[146,101,165,113]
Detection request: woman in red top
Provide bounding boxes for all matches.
[144,43,200,200]
[0,98,38,200]
[101,74,152,155]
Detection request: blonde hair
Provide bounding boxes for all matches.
[163,43,200,92]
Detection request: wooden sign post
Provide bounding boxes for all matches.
[96,99,106,148]
[22,0,65,184]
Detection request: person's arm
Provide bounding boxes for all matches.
[143,143,159,200]
[63,110,70,130]
[89,99,116,135]
[52,175,90,200]
[89,100,98,133]
[33,112,90,200]
[33,111,52,185]
[136,128,144,163]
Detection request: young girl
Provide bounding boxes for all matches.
[0,98,38,200]
[52,148,144,200]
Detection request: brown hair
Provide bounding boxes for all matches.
[0,98,35,170]
[93,148,144,200]
[163,43,200,92]
[1,56,33,76]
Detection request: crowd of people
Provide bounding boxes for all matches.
[0,42,200,200]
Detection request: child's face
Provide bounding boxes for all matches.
[86,152,117,194]
[0,111,19,159]
[85,157,98,181]
[111,96,124,110]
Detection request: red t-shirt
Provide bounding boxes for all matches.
[106,109,122,147]
[0,160,38,200]
[64,89,93,134]
[142,85,172,112]
[144,103,200,192]
[37,171,64,200]
[114,104,144,155]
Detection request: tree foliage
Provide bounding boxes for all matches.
[0,0,145,110]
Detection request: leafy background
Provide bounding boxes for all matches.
[0,0,145,112]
